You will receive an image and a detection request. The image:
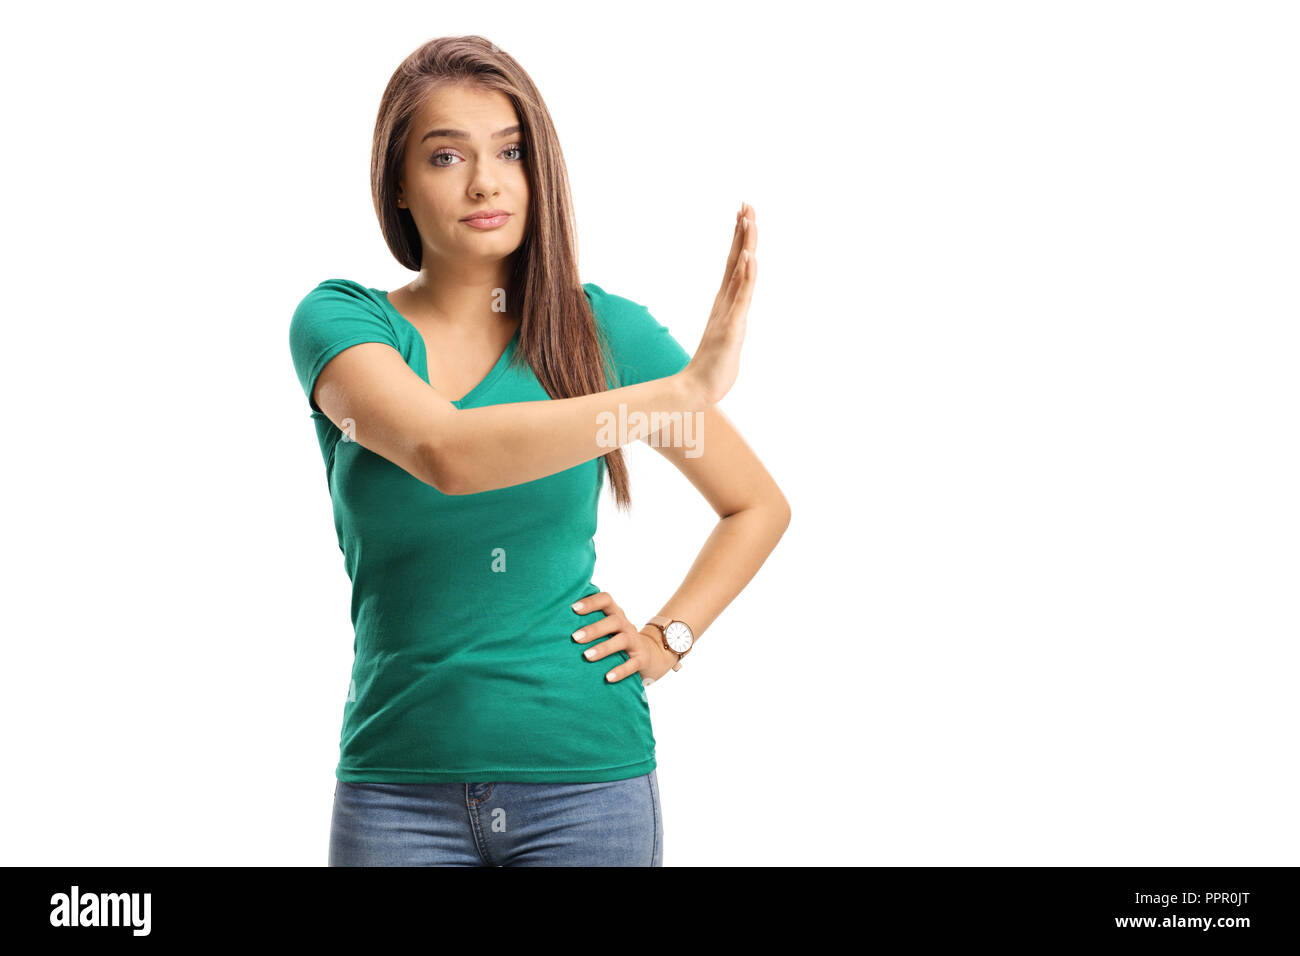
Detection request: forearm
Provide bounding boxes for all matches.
[429,372,705,495]
[641,497,792,651]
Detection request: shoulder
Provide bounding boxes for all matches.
[290,278,397,336]
[287,278,404,409]
[581,282,662,346]
[580,280,689,385]
[289,278,401,354]
[293,278,388,317]
[582,280,646,322]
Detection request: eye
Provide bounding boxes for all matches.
[429,144,527,167]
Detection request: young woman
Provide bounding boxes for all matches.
[288,35,788,866]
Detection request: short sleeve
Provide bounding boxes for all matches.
[289,279,402,414]
[584,282,692,389]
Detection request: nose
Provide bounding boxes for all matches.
[467,164,500,202]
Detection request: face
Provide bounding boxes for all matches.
[396,83,529,265]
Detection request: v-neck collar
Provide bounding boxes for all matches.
[375,288,520,407]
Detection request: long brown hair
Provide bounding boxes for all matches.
[371,35,636,510]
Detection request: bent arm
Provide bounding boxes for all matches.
[434,375,703,495]
[312,341,706,495]
[636,407,792,656]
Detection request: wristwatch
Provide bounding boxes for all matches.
[647,614,694,672]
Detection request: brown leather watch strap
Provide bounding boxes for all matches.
[648,615,687,671]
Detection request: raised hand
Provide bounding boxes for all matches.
[680,202,758,407]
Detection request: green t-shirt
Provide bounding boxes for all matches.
[288,278,691,783]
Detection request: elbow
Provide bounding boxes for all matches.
[420,439,468,496]
[772,489,792,534]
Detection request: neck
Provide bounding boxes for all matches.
[404,255,516,330]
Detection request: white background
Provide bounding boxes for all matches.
[2,0,1296,866]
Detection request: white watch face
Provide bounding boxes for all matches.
[664,621,693,653]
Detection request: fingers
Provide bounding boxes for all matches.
[725,245,751,307]
[572,614,621,643]
[734,245,757,314]
[580,629,628,662]
[718,203,754,301]
[731,206,757,311]
[740,204,756,280]
[571,590,624,645]
[599,631,662,683]
[571,590,619,617]
[724,204,745,273]
[711,211,744,316]
[603,656,640,683]
[581,628,639,684]
[570,594,659,683]
[724,206,757,308]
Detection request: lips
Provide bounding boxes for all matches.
[461,209,510,221]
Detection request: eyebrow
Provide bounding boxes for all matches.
[420,124,521,144]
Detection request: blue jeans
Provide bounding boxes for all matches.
[328,770,663,866]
